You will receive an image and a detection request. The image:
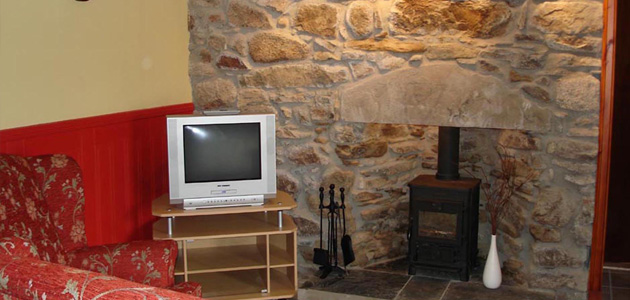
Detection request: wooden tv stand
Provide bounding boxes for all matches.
[152,192,298,299]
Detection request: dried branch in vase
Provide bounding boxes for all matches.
[467,146,535,236]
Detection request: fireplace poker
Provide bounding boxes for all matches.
[313,187,329,266]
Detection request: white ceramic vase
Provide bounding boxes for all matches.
[483,234,502,289]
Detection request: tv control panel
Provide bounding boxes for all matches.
[182,194,264,210]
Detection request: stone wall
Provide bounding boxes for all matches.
[188,0,602,297]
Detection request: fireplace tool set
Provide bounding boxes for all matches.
[313,185,355,278]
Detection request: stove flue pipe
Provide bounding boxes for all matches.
[436,126,460,180]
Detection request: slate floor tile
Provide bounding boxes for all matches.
[611,270,630,288]
[602,288,611,300]
[612,287,630,300]
[395,276,449,300]
[309,269,411,300]
[296,289,386,300]
[366,258,409,275]
[441,281,555,300]
[604,270,611,287]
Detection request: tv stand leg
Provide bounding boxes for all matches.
[168,217,174,235]
[278,210,283,228]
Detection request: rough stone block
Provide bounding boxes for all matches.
[529,224,561,242]
[335,140,388,159]
[532,245,585,268]
[239,64,349,88]
[194,78,237,110]
[532,2,603,35]
[556,73,600,111]
[547,139,598,160]
[227,1,271,29]
[346,1,375,39]
[532,187,575,227]
[248,32,309,63]
[390,0,511,38]
[295,4,338,38]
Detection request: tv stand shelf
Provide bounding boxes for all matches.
[152,191,297,299]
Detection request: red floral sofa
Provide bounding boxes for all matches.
[0,154,202,299]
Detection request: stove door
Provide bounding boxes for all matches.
[416,200,463,245]
[418,210,458,240]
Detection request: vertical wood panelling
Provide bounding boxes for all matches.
[0,103,194,246]
[589,0,616,296]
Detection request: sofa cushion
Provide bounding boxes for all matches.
[0,154,65,264]
[28,154,88,252]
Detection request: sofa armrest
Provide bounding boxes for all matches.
[171,281,203,297]
[0,255,200,299]
[0,237,40,259]
[67,239,178,289]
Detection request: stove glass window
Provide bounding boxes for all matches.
[418,211,457,240]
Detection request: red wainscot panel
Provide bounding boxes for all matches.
[0,103,194,246]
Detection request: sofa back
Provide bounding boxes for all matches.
[27,154,89,252]
[0,154,65,263]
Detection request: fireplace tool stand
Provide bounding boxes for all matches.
[314,185,347,279]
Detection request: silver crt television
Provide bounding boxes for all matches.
[166,114,276,209]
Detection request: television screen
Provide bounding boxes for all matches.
[183,123,261,183]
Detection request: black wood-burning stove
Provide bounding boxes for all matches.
[408,127,480,281]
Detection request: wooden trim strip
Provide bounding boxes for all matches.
[0,103,194,142]
[589,0,617,295]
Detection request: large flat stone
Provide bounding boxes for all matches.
[340,63,552,131]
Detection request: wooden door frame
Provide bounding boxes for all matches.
[589,0,616,296]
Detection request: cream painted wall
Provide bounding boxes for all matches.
[0,0,191,130]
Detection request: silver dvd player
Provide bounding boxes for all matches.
[182,194,264,210]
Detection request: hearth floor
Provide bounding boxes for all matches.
[295,259,556,300]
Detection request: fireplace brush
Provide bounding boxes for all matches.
[340,188,355,266]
